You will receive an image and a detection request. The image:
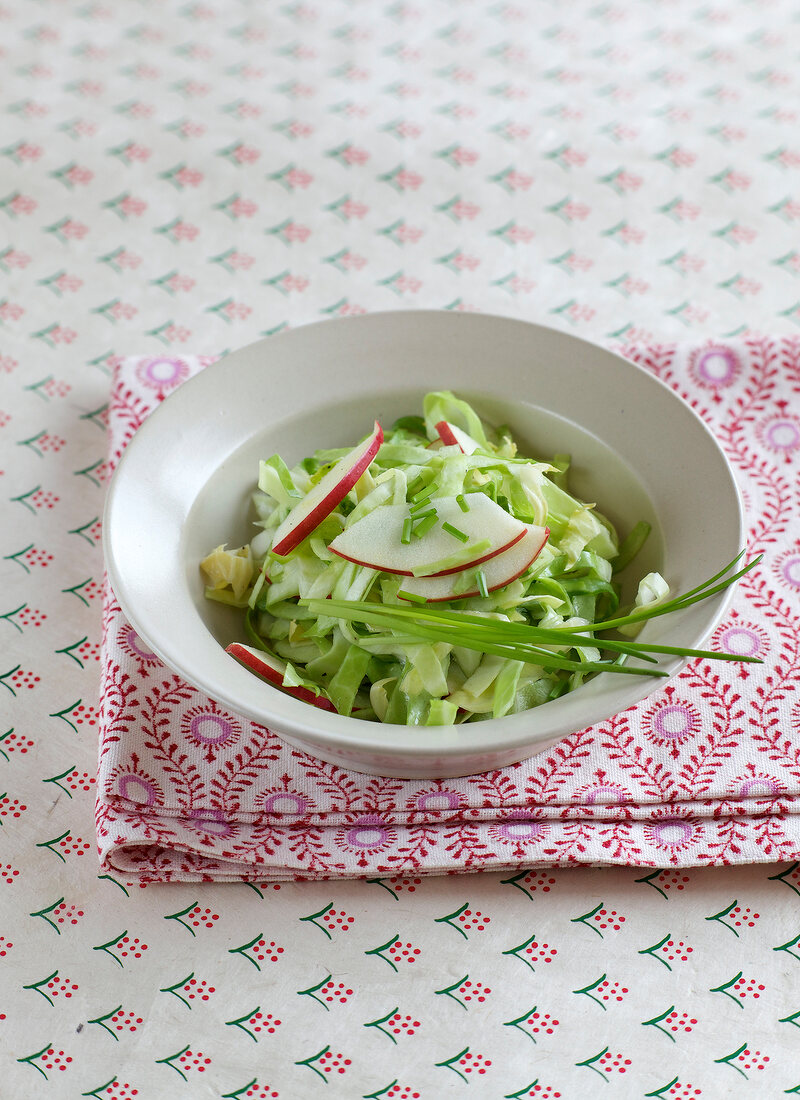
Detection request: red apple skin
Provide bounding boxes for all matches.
[271,421,383,557]
[226,642,337,712]
[398,526,550,603]
[330,525,525,577]
[435,420,479,455]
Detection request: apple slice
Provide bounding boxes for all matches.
[271,421,383,557]
[226,642,337,712]
[398,524,550,602]
[328,495,526,577]
[436,419,481,455]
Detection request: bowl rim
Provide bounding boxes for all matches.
[103,310,745,762]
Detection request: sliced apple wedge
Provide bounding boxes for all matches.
[328,495,526,577]
[271,421,383,557]
[436,419,481,455]
[226,642,337,711]
[398,524,550,602]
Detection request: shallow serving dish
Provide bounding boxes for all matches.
[103,311,744,778]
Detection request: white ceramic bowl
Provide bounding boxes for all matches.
[103,311,743,777]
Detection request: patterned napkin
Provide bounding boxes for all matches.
[97,338,800,882]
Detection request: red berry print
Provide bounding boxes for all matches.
[58,834,92,857]
[320,980,354,1004]
[37,433,67,453]
[53,902,86,926]
[185,904,221,930]
[73,704,99,727]
[524,941,557,963]
[667,1085,702,1098]
[324,908,355,932]
[388,940,421,964]
[458,908,490,932]
[242,1085,279,1100]
[457,979,492,1003]
[728,905,760,928]
[10,668,40,691]
[0,935,14,956]
[17,606,47,627]
[109,1009,143,1033]
[526,1010,560,1035]
[658,871,691,892]
[40,1048,72,1073]
[62,769,95,794]
[732,976,766,1000]
[178,1049,212,1073]
[102,1083,140,1100]
[665,1010,697,1033]
[523,1085,561,1098]
[1,864,21,884]
[387,875,422,893]
[593,908,625,931]
[246,1010,282,1035]
[0,796,27,819]
[30,489,59,510]
[598,1052,632,1075]
[41,378,71,398]
[182,977,217,1001]
[46,975,80,999]
[77,639,102,662]
[115,935,149,959]
[253,939,284,962]
[737,1048,769,1071]
[520,870,558,893]
[661,939,693,963]
[458,1052,492,1076]
[596,980,629,1003]
[23,546,54,569]
[386,1086,421,1099]
[387,1012,420,1036]
[0,730,35,755]
[317,1051,352,1075]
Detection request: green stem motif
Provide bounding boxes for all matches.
[638,933,674,970]
[768,862,800,898]
[0,665,21,696]
[434,902,470,939]
[779,1008,800,1029]
[29,896,66,934]
[225,1005,261,1042]
[505,1081,541,1100]
[155,1044,191,1081]
[570,901,605,937]
[434,1047,471,1083]
[73,459,105,488]
[244,882,264,898]
[365,877,399,900]
[714,1041,750,1079]
[61,579,93,607]
[22,970,59,1006]
[221,1080,259,1100]
[297,973,334,1011]
[434,974,470,1010]
[80,403,109,431]
[3,544,34,572]
[364,933,401,972]
[299,901,335,939]
[49,699,81,733]
[23,376,53,401]
[363,1080,400,1100]
[499,869,537,901]
[641,1004,678,1041]
[709,972,745,1008]
[93,929,127,967]
[363,1006,400,1043]
[0,727,13,762]
[87,1005,124,1040]
[43,766,76,799]
[575,1046,610,1081]
[773,930,800,963]
[17,430,46,457]
[55,637,87,668]
[572,974,608,1009]
[35,830,70,863]
[82,1078,119,1099]
[634,869,669,899]
[294,1045,331,1083]
[0,603,26,632]
[705,899,740,937]
[228,931,266,971]
[10,485,40,514]
[16,1042,54,1079]
[159,972,195,1009]
[504,1003,539,1043]
[97,873,129,895]
[164,900,200,936]
[644,1078,680,1099]
[502,932,539,972]
[68,517,99,547]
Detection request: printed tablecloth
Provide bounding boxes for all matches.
[4,0,800,1095]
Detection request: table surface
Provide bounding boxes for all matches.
[2,1,800,1096]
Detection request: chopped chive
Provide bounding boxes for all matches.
[406,475,425,497]
[442,521,469,543]
[476,568,489,598]
[410,492,436,514]
[397,590,428,604]
[401,516,413,544]
[412,512,438,538]
[456,494,470,512]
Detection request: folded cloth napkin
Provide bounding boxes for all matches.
[97,339,800,882]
